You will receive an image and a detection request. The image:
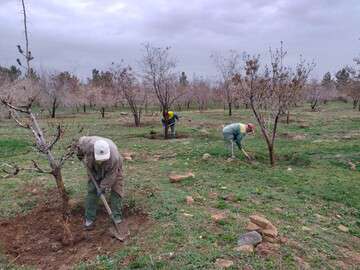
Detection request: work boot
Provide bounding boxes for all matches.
[83,219,95,230]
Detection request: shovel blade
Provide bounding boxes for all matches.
[109,223,130,241]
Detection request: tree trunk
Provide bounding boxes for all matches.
[83,104,86,113]
[164,124,169,139]
[228,102,232,116]
[268,143,275,167]
[286,111,290,124]
[134,113,140,127]
[353,99,358,109]
[101,107,105,118]
[51,99,57,118]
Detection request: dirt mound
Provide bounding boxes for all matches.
[0,190,149,270]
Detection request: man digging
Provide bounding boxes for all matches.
[76,136,129,240]
[161,111,179,138]
[222,123,255,160]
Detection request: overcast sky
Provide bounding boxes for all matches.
[0,0,359,80]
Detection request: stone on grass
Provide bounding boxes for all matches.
[122,152,134,161]
[256,242,280,257]
[211,212,227,223]
[338,225,349,232]
[214,259,234,268]
[200,129,210,136]
[249,215,272,229]
[186,196,194,205]
[183,213,193,217]
[169,172,195,183]
[301,226,311,232]
[348,161,356,171]
[246,222,260,231]
[234,244,254,253]
[238,231,262,246]
[263,236,277,243]
[222,193,237,202]
[202,153,211,160]
[262,228,278,238]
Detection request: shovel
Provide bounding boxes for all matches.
[89,174,128,241]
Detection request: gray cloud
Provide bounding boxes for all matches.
[0,0,359,80]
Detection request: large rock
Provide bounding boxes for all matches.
[214,259,234,268]
[211,212,227,223]
[246,222,260,231]
[256,242,280,257]
[249,215,272,229]
[169,172,195,183]
[234,244,254,253]
[238,231,262,246]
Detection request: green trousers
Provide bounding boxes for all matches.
[85,180,123,222]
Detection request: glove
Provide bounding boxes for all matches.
[97,186,111,196]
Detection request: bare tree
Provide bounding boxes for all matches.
[39,71,80,118]
[211,50,240,116]
[16,0,34,78]
[192,77,211,111]
[307,79,325,111]
[234,44,313,166]
[0,96,79,244]
[113,66,146,126]
[141,43,182,138]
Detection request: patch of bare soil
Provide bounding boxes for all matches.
[0,189,149,270]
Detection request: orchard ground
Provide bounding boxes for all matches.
[0,102,359,269]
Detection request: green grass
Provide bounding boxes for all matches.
[0,102,359,269]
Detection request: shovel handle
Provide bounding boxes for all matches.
[89,174,113,216]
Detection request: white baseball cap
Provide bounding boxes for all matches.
[94,140,111,161]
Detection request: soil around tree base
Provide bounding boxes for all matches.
[0,189,149,270]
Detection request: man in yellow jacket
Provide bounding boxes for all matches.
[161,111,179,138]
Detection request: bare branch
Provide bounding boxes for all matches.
[46,125,63,151]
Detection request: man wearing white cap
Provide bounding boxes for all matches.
[76,136,125,233]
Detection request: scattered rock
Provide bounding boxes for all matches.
[294,256,311,270]
[262,227,278,238]
[211,212,227,223]
[301,226,311,232]
[222,193,237,202]
[238,231,262,246]
[273,207,283,213]
[348,161,356,171]
[120,112,128,115]
[202,153,211,160]
[234,244,254,253]
[338,225,349,233]
[183,213,193,217]
[169,172,195,183]
[256,242,280,257]
[249,215,272,229]
[287,167,292,171]
[214,259,234,268]
[186,196,194,205]
[208,192,218,199]
[122,152,134,161]
[246,222,260,231]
